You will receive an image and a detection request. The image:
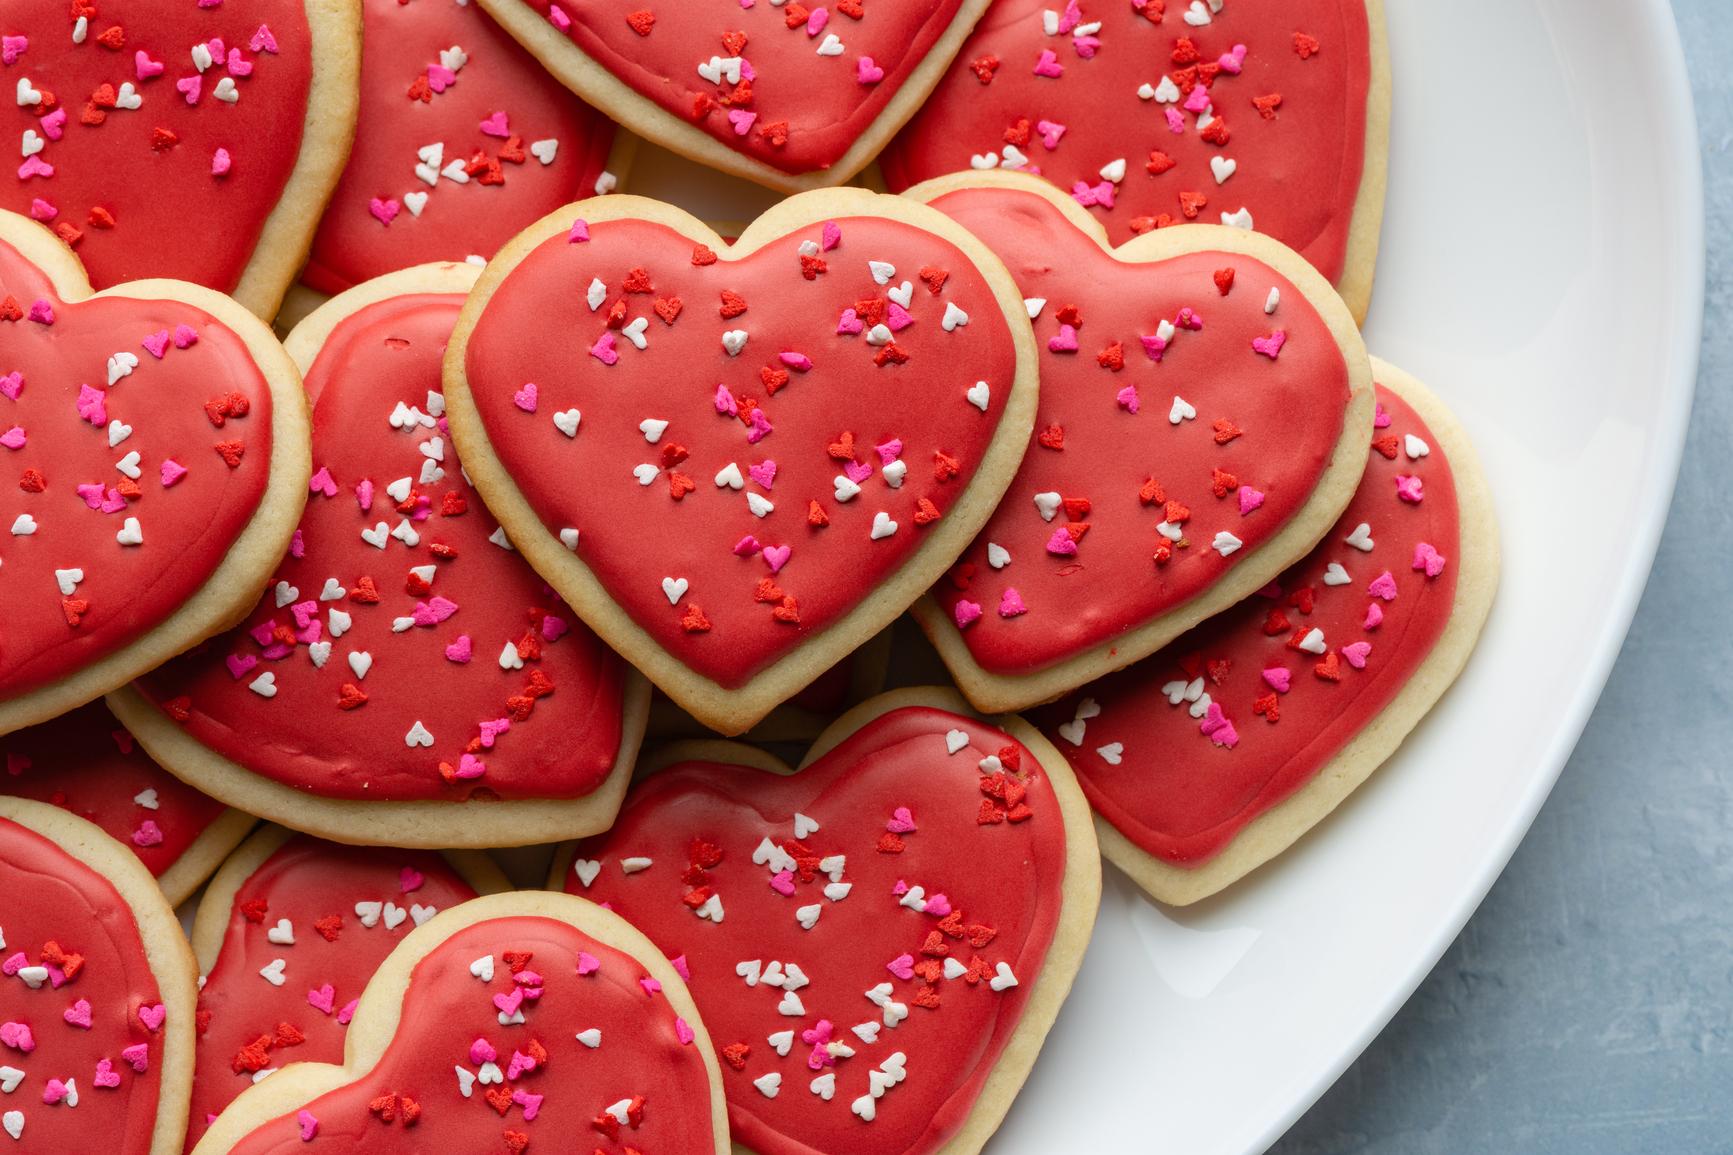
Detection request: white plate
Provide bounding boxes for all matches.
[443,1,1701,1150]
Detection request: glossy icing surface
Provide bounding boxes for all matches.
[135,292,627,802]
[881,0,1373,277]
[1037,383,1460,866]
[517,0,969,175]
[222,914,719,1153]
[463,214,1020,689]
[0,0,315,292]
[300,0,615,295]
[0,238,273,702]
[0,701,227,878]
[0,815,169,1153]
[927,185,1351,675]
[185,836,479,1151]
[566,705,1069,1155]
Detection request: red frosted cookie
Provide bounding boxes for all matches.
[0,0,360,318]
[297,0,623,299]
[189,892,729,1155]
[0,212,311,738]
[0,796,198,1154]
[476,0,991,191]
[444,192,1039,735]
[0,702,252,906]
[904,174,1372,713]
[110,264,649,848]
[1035,360,1498,904]
[183,826,508,1151]
[879,0,1389,322]
[552,688,1100,1155]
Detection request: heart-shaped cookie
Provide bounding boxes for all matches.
[1036,360,1498,905]
[476,0,991,191]
[880,0,1389,322]
[0,0,360,318]
[0,701,254,905]
[903,174,1372,713]
[444,192,1037,734]
[183,825,508,1151]
[298,0,623,298]
[189,891,729,1155]
[0,796,198,1154]
[0,213,310,738]
[553,687,1099,1155]
[111,264,648,848]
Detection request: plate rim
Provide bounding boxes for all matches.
[1251,1,1705,1149]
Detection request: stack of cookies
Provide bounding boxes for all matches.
[0,2,1497,1152]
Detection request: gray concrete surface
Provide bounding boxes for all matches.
[1273,3,1732,1152]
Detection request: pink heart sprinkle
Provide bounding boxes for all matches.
[1363,602,1384,630]
[93,1059,121,1088]
[732,535,761,558]
[492,988,524,1016]
[1208,719,1240,750]
[0,426,24,449]
[309,466,336,496]
[1412,541,1447,577]
[953,599,982,628]
[211,147,231,177]
[842,460,872,484]
[999,588,1029,617]
[137,1003,166,1031]
[426,64,457,93]
[134,50,164,79]
[514,1090,544,1121]
[639,976,662,996]
[886,806,916,834]
[714,383,739,415]
[40,108,67,142]
[1374,402,1391,428]
[1395,475,1425,504]
[886,954,915,980]
[226,48,253,76]
[1045,527,1077,557]
[671,955,690,981]
[63,999,92,1029]
[727,108,757,136]
[173,324,199,348]
[874,438,903,464]
[368,197,400,226]
[337,999,358,1025]
[924,893,953,917]
[1033,48,1063,77]
[27,199,53,221]
[307,984,335,1014]
[779,350,814,371]
[176,74,202,104]
[469,1037,496,1065]
[590,332,619,365]
[0,372,20,400]
[1185,83,1212,114]
[1367,570,1399,601]
[479,110,509,137]
[141,329,170,358]
[506,1050,536,1079]
[224,653,258,680]
[1175,306,1203,331]
[856,55,884,84]
[1238,487,1266,515]
[297,1111,319,1142]
[1116,385,1140,413]
[1219,43,1248,73]
[886,302,915,332]
[821,220,842,251]
[251,24,280,54]
[1073,33,1101,58]
[675,1017,695,1045]
[399,867,424,893]
[1058,0,1083,32]
[801,1019,834,1045]
[1261,667,1291,693]
[455,753,486,780]
[1251,330,1288,359]
[1342,641,1372,669]
[762,544,791,573]
[806,7,828,34]
[0,1021,33,1051]
[1,35,26,65]
[27,298,54,324]
[132,821,163,848]
[542,615,568,642]
[120,1042,148,1072]
[576,952,600,976]
[569,217,590,243]
[1,955,25,977]
[512,382,538,412]
[43,1078,69,1104]
[769,869,796,897]
[1036,119,1067,149]
[836,308,864,335]
[748,460,777,488]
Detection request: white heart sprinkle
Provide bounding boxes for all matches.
[348,651,373,679]
[115,516,143,546]
[721,329,748,356]
[266,919,294,945]
[248,672,277,699]
[404,720,434,747]
[1344,522,1375,552]
[572,859,601,888]
[1323,562,1351,586]
[941,302,969,331]
[966,380,990,411]
[403,190,428,217]
[715,462,744,490]
[1033,491,1062,522]
[259,958,287,986]
[575,1028,601,1048]
[1210,155,1238,184]
[870,511,897,540]
[1169,396,1198,424]
[639,418,669,443]
[1096,742,1124,766]
[530,138,558,164]
[986,542,1011,569]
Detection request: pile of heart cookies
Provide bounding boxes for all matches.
[0,1,1498,1151]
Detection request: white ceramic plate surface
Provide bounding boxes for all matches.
[182,2,1702,1151]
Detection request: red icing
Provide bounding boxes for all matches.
[0,815,168,1152]
[925,185,1350,675]
[566,705,1068,1155]
[1,1,315,292]
[881,0,1373,279]
[0,701,226,878]
[135,292,627,802]
[1036,384,1460,866]
[515,0,970,176]
[0,238,273,702]
[300,0,615,296]
[462,215,1019,689]
[185,836,479,1151]
[222,914,718,1154]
